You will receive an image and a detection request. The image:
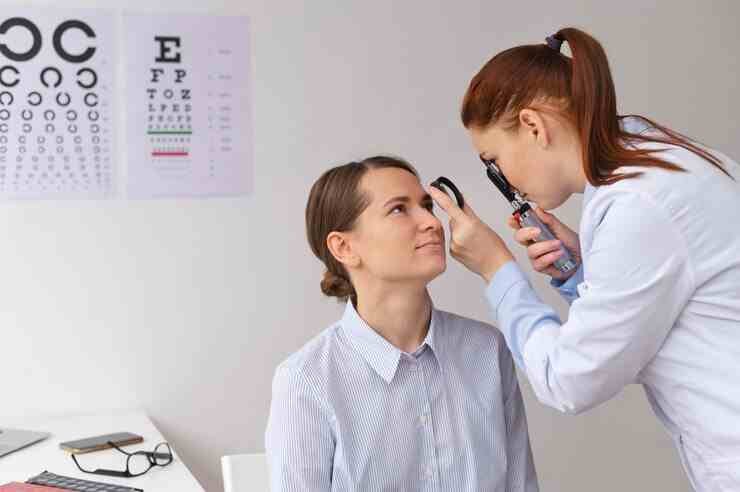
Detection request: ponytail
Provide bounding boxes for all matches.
[461,27,731,185]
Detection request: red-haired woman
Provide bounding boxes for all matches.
[429,27,740,491]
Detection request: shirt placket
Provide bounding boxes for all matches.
[407,350,440,491]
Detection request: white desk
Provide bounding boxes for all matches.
[0,411,203,491]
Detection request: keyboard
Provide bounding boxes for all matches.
[26,471,143,492]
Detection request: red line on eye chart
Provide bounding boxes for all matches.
[152,151,190,157]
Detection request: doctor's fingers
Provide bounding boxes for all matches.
[507,216,521,231]
[532,249,565,272]
[429,185,481,224]
[527,239,563,260]
[514,227,542,246]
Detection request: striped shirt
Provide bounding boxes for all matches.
[265,300,539,491]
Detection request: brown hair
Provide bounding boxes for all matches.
[461,27,730,186]
[305,156,419,304]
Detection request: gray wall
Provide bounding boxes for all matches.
[2,1,738,490]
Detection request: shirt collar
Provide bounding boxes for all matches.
[340,299,440,384]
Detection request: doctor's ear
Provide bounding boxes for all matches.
[519,109,550,148]
[326,231,361,269]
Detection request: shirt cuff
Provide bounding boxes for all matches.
[549,264,584,305]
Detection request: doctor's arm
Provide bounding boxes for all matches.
[488,193,694,414]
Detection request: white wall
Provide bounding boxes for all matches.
[2,1,739,491]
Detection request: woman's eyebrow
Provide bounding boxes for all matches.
[382,194,433,208]
[383,195,410,207]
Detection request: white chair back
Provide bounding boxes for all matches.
[221,453,269,492]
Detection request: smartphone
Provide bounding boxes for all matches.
[59,432,143,454]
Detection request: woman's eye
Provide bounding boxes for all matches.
[390,205,405,214]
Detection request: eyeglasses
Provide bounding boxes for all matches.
[71,441,173,478]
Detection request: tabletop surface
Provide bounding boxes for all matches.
[0,411,203,492]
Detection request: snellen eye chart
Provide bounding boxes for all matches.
[0,9,252,201]
[0,10,116,199]
[125,14,252,199]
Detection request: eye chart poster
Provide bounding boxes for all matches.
[124,14,253,198]
[0,10,116,199]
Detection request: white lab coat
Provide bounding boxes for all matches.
[486,118,740,490]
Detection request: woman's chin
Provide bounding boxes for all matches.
[423,258,447,280]
[380,257,446,285]
[401,261,446,286]
[536,193,569,211]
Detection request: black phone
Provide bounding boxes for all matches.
[60,432,143,454]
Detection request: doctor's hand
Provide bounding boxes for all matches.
[428,185,514,284]
[507,207,582,281]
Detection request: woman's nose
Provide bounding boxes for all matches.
[419,208,442,231]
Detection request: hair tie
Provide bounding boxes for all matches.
[545,34,563,52]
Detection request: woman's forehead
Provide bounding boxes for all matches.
[360,167,424,203]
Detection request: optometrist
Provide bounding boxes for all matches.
[428,27,740,491]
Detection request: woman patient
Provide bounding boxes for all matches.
[265,156,538,491]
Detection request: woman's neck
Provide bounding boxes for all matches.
[355,284,432,354]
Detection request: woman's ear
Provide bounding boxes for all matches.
[519,109,550,148]
[327,231,361,269]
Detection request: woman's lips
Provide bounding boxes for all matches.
[416,242,443,251]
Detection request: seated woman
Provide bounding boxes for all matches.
[265,155,539,491]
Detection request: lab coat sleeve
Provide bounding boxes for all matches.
[486,192,694,414]
[265,363,335,491]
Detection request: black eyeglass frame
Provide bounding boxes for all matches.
[71,440,173,478]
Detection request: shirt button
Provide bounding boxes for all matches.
[419,414,429,425]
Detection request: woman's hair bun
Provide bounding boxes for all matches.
[320,270,354,301]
